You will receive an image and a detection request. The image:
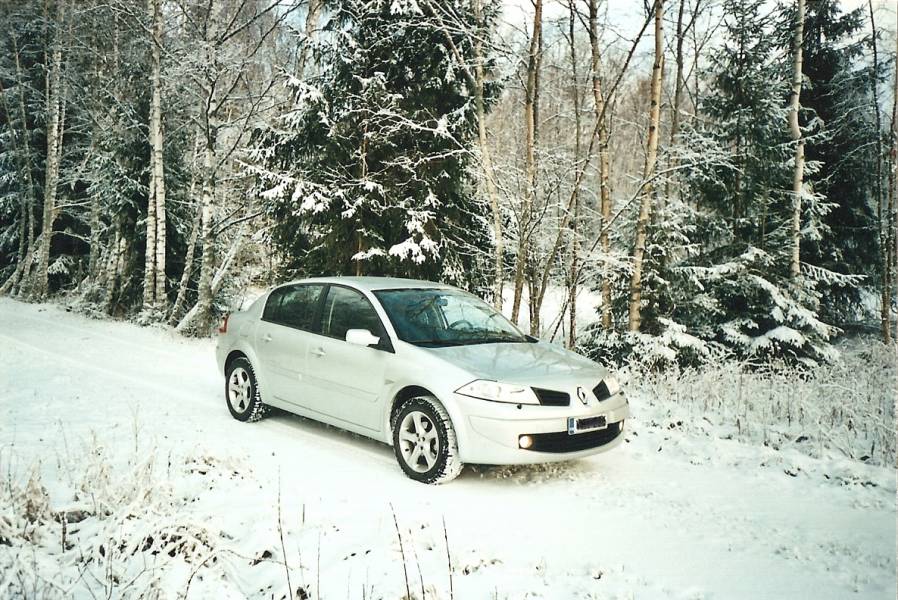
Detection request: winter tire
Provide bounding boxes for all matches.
[225,357,269,422]
[392,396,463,484]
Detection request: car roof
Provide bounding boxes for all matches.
[281,276,456,292]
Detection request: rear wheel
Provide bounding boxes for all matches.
[225,357,268,422]
[392,396,463,484]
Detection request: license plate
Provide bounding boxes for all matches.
[568,415,607,435]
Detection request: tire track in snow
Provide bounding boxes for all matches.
[0,308,188,362]
[0,331,396,469]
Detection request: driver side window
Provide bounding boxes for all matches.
[320,286,386,342]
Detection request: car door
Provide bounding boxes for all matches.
[253,284,325,407]
[302,285,391,432]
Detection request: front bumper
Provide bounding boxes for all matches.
[454,392,630,465]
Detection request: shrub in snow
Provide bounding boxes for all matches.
[0,444,277,598]
[622,336,896,467]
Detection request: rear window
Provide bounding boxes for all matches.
[262,284,324,332]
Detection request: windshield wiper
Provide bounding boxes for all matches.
[457,337,526,346]
[409,339,468,347]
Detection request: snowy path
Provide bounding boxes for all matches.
[0,298,895,599]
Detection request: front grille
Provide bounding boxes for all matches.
[525,422,622,453]
[532,387,570,407]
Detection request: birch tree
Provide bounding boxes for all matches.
[588,0,613,330]
[142,0,167,313]
[787,0,806,279]
[886,6,898,342]
[627,0,664,332]
[511,0,542,327]
[30,0,68,300]
[176,0,304,334]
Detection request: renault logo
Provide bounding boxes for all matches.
[576,386,589,405]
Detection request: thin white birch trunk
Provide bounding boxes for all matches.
[143,0,166,311]
[588,0,613,330]
[151,0,167,308]
[788,0,806,279]
[511,0,542,327]
[627,0,664,332]
[472,0,504,310]
[31,0,66,300]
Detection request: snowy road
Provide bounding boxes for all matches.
[0,298,895,599]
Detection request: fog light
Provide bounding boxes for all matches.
[518,435,533,449]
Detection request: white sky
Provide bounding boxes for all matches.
[500,0,897,39]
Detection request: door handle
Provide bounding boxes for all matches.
[262,334,273,343]
[311,347,326,357]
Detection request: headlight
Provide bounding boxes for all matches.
[594,376,620,401]
[455,380,540,405]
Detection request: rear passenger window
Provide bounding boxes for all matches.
[262,284,324,332]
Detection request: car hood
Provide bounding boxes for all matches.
[424,341,606,384]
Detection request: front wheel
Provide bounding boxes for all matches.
[225,357,269,422]
[392,396,463,484]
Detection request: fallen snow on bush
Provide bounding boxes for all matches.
[0,298,894,599]
[624,337,897,468]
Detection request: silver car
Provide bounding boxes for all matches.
[215,277,629,483]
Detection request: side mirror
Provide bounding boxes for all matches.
[345,329,380,347]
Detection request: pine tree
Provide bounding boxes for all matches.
[252,0,494,289]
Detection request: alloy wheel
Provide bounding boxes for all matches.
[398,410,440,473]
[228,366,252,413]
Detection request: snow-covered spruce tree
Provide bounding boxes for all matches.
[0,1,44,294]
[252,0,494,289]
[672,0,843,365]
[581,0,845,367]
[784,0,880,322]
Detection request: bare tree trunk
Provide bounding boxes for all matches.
[176,222,248,334]
[151,0,167,308]
[472,0,504,310]
[886,10,898,343]
[31,0,67,300]
[869,0,890,343]
[142,162,157,305]
[88,193,101,279]
[143,0,166,312]
[169,140,202,324]
[788,0,806,279]
[192,132,217,334]
[665,0,687,199]
[296,0,321,76]
[588,0,613,330]
[627,0,664,332]
[102,220,124,313]
[169,205,202,325]
[512,0,542,328]
[567,0,582,348]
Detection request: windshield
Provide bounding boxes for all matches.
[373,288,529,347]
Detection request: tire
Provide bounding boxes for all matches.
[392,396,463,484]
[224,357,269,423]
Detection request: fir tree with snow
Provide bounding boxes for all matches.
[252,0,495,289]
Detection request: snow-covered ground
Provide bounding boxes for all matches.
[0,298,895,599]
